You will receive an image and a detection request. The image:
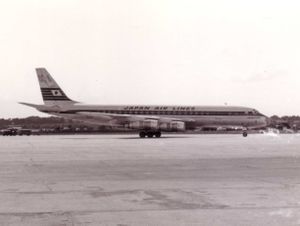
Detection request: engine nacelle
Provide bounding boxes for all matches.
[128,119,159,130]
[159,121,186,132]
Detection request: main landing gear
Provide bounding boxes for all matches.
[242,131,248,137]
[139,131,161,138]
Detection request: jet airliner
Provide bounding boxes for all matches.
[20,68,269,137]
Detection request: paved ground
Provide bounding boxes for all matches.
[0,133,300,225]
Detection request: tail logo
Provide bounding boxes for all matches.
[41,88,71,101]
[51,90,63,96]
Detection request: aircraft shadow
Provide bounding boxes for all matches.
[118,136,193,140]
[60,135,193,140]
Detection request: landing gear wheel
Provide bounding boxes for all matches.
[155,132,161,138]
[243,131,248,137]
[147,132,154,138]
[139,131,146,138]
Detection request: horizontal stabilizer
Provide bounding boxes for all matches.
[18,102,40,108]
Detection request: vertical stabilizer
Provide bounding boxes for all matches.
[36,68,76,105]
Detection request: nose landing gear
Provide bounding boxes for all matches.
[242,131,248,137]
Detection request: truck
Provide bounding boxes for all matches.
[18,129,32,136]
[1,128,32,136]
[2,128,18,136]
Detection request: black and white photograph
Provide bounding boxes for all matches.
[0,0,300,225]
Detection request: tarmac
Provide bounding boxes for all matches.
[0,133,300,225]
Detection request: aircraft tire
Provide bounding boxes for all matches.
[147,132,154,138]
[139,131,146,138]
[243,131,248,137]
[155,132,161,138]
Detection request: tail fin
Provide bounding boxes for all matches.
[36,68,77,105]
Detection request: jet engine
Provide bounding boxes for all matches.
[159,121,186,132]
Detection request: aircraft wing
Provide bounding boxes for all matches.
[77,112,156,124]
[19,102,195,127]
[72,112,194,126]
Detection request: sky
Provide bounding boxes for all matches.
[0,0,299,118]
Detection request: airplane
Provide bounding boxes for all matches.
[20,68,269,138]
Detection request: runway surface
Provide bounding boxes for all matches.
[0,133,300,225]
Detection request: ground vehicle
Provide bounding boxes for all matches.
[2,128,32,136]
[2,129,18,136]
[18,129,32,136]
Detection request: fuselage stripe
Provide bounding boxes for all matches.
[52,109,261,116]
